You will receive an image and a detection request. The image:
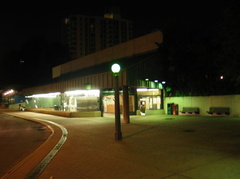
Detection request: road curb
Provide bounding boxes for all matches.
[1,113,62,179]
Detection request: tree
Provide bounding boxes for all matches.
[211,3,240,93]
[160,3,240,96]
[20,36,69,87]
[0,36,69,90]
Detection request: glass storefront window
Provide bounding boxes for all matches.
[64,90,100,112]
[137,89,161,110]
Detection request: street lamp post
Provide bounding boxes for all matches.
[111,63,122,140]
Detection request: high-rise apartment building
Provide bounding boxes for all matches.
[61,7,133,60]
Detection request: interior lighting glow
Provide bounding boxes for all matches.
[65,90,83,95]
[148,89,159,91]
[3,89,14,96]
[65,89,100,97]
[137,88,159,92]
[26,92,60,98]
[137,88,148,92]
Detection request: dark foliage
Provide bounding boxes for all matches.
[0,36,69,90]
[160,2,240,96]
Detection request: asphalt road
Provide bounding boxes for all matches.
[0,113,52,177]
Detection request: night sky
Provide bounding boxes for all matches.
[0,1,231,55]
[0,0,235,90]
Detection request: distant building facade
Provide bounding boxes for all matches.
[61,7,133,59]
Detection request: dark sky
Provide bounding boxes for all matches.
[0,0,237,90]
[0,1,232,58]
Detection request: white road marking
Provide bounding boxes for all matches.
[26,118,68,179]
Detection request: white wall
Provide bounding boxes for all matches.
[164,95,240,116]
[9,103,25,110]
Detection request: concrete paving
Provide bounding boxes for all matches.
[2,111,240,179]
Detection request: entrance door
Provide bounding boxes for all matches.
[139,99,146,115]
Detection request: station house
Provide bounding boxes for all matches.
[22,30,165,119]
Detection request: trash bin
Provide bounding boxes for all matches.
[54,105,60,111]
[167,103,174,115]
[172,104,179,115]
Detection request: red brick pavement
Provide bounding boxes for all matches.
[2,112,240,179]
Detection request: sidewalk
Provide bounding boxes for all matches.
[3,112,240,179]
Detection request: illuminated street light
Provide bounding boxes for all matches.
[111,63,122,140]
[111,63,121,75]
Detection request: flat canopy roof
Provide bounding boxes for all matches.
[52,30,163,79]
